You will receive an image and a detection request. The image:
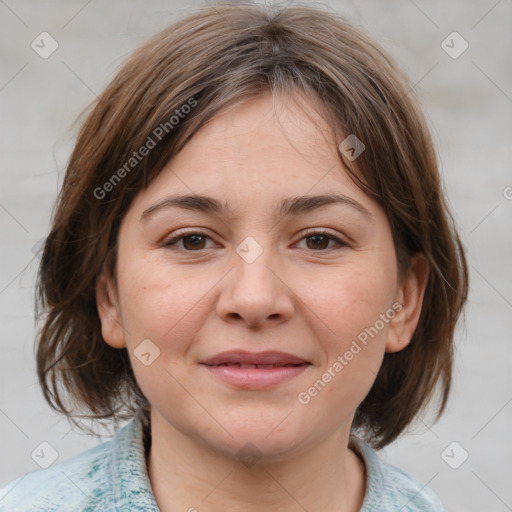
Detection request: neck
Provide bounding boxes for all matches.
[146,409,366,512]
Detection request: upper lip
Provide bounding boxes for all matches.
[200,350,310,366]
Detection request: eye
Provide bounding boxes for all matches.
[162,231,214,251]
[295,229,348,251]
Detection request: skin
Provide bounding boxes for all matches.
[96,90,428,512]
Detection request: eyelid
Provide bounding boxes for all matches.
[298,227,347,244]
[161,228,215,247]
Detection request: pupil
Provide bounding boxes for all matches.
[308,235,328,250]
[184,235,204,250]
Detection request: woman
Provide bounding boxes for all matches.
[0,3,468,510]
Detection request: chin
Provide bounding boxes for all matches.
[200,414,312,464]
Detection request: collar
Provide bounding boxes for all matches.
[110,409,160,511]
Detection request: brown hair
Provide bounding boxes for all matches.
[36,2,468,449]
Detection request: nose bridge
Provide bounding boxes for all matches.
[233,234,279,297]
[235,236,275,289]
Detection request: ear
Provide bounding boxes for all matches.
[386,253,429,353]
[95,271,127,349]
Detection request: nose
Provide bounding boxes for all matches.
[215,242,295,329]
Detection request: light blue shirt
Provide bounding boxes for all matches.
[0,410,444,511]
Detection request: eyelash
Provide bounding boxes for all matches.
[162,229,348,253]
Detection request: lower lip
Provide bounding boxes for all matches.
[201,364,310,390]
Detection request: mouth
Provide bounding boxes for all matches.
[199,350,311,389]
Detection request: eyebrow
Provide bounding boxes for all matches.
[140,193,373,222]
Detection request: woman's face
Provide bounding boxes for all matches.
[97,91,426,462]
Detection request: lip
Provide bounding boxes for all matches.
[199,350,311,390]
[200,350,309,366]
[201,364,310,390]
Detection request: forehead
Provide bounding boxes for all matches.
[189,91,339,165]
[165,94,350,185]
[127,91,383,224]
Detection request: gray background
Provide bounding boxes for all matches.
[1,0,511,510]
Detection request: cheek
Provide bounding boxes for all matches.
[115,256,210,412]
[116,251,217,351]
[299,256,397,401]
[303,258,397,342]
